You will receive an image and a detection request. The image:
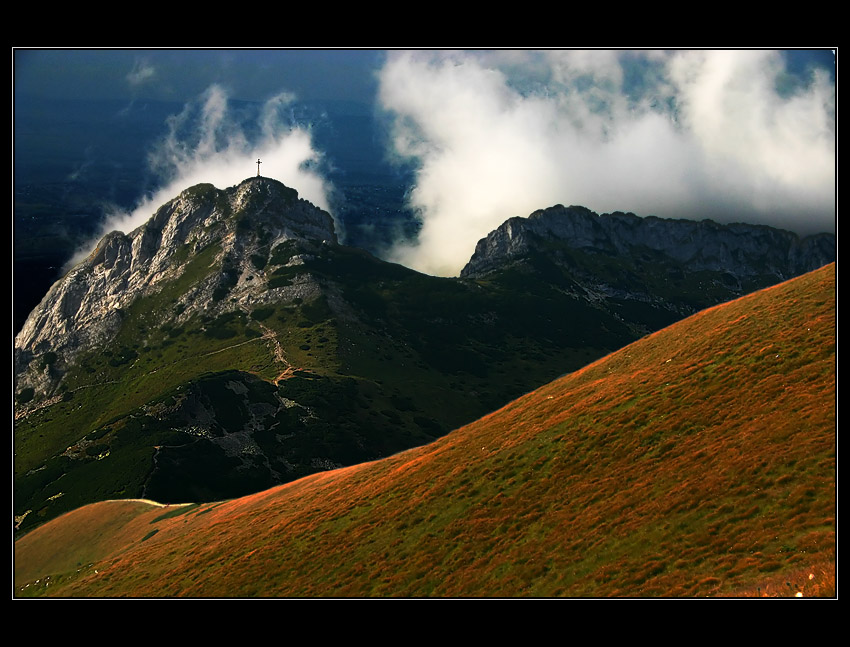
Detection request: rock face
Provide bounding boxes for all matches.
[14,177,337,398]
[461,205,835,281]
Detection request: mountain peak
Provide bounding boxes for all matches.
[14,178,337,397]
[229,176,299,212]
[163,177,336,244]
[461,205,835,280]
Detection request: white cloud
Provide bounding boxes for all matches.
[126,58,156,87]
[67,85,332,269]
[378,50,835,277]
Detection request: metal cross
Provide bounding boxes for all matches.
[257,159,262,176]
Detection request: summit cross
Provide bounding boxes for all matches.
[257,159,262,176]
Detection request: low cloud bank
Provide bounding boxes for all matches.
[378,50,835,277]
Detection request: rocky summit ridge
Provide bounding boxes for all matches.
[15,187,836,403]
[461,204,835,281]
[15,177,336,398]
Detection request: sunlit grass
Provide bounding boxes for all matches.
[15,265,835,597]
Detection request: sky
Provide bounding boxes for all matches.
[14,48,836,277]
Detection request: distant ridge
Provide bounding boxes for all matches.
[15,263,836,598]
[461,204,835,280]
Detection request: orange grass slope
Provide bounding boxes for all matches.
[16,263,836,598]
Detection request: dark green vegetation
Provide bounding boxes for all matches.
[14,180,831,535]
[15,235,617,532]
[14,264,836,597]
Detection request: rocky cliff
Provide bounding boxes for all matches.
[461,205,835,282]
[15,177,337,398]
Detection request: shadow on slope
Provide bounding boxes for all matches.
[15,264,836,598]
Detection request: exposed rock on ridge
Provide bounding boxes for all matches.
[461,205,836,280]
[15,177,336,397]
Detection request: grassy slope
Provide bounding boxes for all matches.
[15,239,621,531]
[15,264,835,597]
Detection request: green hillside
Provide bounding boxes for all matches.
[15,179,833,534]
[15,264,835,597]
[15,237,621,531]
